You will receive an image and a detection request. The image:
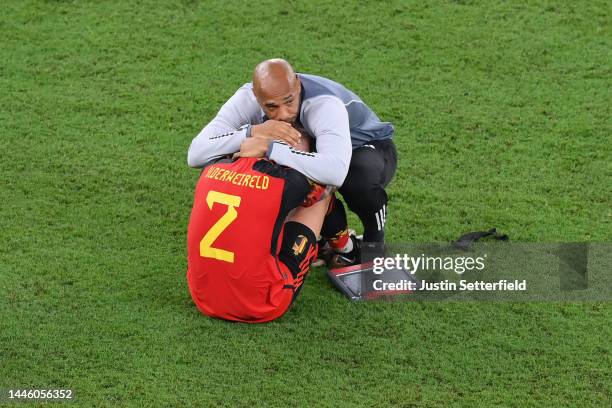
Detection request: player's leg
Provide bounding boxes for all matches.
[339,139,397,243]
[278,195,331,296]
[320,195,351,250]
[315,194,362,268]
[286,193,331,236]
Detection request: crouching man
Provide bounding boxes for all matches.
[187,151,331,323]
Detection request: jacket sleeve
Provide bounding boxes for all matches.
[187,84,263,167]
[267,95,352,187]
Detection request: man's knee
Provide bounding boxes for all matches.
[339,142,394,216]
[340,174,388,218]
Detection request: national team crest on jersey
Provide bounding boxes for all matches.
[292,235,308,256]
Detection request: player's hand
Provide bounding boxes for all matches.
[233,137,270,159]
[251,120,301,147]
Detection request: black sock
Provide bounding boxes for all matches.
[321,196,348,240]
[278,222,317,279]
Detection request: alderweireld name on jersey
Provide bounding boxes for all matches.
[205,165,270,190]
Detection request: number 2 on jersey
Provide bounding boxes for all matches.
[200,190,241,263]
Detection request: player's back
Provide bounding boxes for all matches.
[187,157,307,322]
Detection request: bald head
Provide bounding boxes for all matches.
[252,59,301,123]
[253,58,296,96]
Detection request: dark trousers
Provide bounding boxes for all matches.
[322,138,397,243]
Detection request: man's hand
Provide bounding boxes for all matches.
[251,120,301,147]
[233,137,270,158]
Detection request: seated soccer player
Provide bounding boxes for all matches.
[186,137,331,323]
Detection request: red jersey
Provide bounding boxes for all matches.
[187,157,310,323]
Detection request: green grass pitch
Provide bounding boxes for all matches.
[1,0,610,406]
